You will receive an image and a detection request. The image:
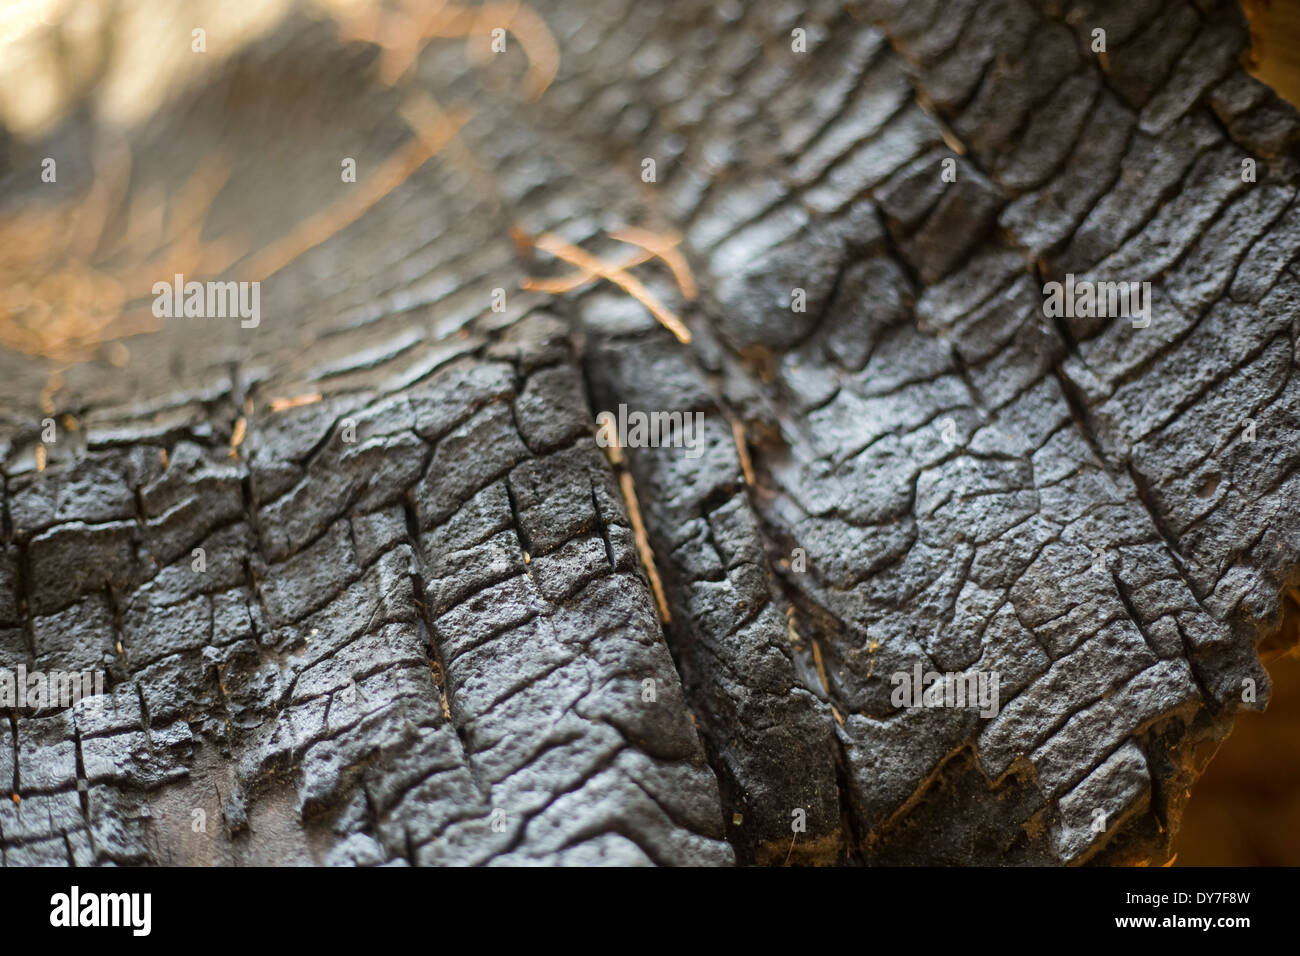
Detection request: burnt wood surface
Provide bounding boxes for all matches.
[0,0,1298,865]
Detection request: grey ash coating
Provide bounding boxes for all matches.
[1,0,1298,865]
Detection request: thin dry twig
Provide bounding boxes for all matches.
[522,230,695,344]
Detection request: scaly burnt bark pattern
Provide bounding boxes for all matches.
[0,0,1296,865]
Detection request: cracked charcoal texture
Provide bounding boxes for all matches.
[0,0,1298,865]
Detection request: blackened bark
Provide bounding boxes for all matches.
[1,0,1297,865]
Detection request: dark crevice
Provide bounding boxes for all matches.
[15,540,36,660]
[1052,364,1111,476]
[7,712,18,796]
[1110,567,1161,662]
[1124,460,1205,606]
[589,479,617,571]
[831,732,865,865]
[401,492,461,755]
[70,724,93,830]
